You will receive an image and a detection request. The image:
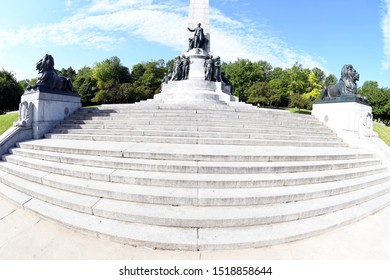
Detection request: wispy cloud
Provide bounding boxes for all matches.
[381,0,390,70]
[0,0,326,71]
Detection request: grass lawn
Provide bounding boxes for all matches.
[374,124,390,146]
[0,113,18,135]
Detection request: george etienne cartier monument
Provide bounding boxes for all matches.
[155,0,238,105]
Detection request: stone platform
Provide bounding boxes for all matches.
[1,100,390,250]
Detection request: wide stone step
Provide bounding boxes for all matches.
[0,183,198,251]
[49,128,340,142]
[56,123,335,136]
[2,180,390,250]
[44,133,347,147]
[62,115,323,127]
[91,182,390,227]
[16,139,373,162]
[2,163,389,207]
[2,171,389,228]
[70,116,321,128]
[60,119,332,133]
[198,191,390,250]
[1,173,100,214]
[71,109,318,122]
[8,148,382,174]
[0,158,386,188]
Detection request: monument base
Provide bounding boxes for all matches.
[157,48,237,105]
[21,90,81,139]
[312,100,377,148]
[157,80,237,105]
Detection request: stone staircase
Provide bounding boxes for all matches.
[1,102,390,250]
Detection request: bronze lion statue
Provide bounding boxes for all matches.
[320,64,359,99]
[27,54,73,92]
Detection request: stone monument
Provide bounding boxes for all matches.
[155,0,238,105]
[312,64,376,148]
[19,54,81,139]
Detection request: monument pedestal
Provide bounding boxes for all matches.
[312,100,376,148]
[21,90,81,139]
[157,48,237,105]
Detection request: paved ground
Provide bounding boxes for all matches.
[0,195,390,260]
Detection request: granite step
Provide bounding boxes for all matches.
[0,183,198,251]
[24,171,390,206]
[59,119,333,133]
[2,180,390,250]
[49,128,340,142]
[8,148,382,174]
[2,158,389,207]
[62,109,327,121]
[2,169,390,228]
[16,139,373,162]
[0,157,386,188]
[67,116,321,128]
[44,133,347,147]
[55,123,335,136]
[91,181,390,227]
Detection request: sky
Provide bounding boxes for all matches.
[0,0,390,88]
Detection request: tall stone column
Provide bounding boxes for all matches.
[187,0,210,53]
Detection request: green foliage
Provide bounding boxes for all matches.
[72,66,97,106]
[0,112,18,135]
[0,69,24,114]
[324,74,337,87]
[224,60,323,109]
[222,59,272,102]
[374,124,390,146]
[58,67,77,81]
[302,72,323,107]
[359,81,390,126]
[91,56,131,104]
[289,92,310,111]
[246,82,280,106]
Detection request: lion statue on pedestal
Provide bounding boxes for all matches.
[27,54,73,92]
[320,64,359,99]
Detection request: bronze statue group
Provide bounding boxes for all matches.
[163,23,222,83]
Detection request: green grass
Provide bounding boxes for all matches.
[285,107,312,115]
[374,124,390,146]
[0,113,18,135]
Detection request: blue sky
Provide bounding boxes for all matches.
[0,0,390,88]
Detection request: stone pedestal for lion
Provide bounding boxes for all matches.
[312,97,377,148]
[21,89,81,139]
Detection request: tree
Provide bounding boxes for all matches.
[289,92,310,111]
[73,66,97,106]
[302,72,323,104]
[287,63,310,95]
[311,67,326,84]
[222,59,270,102]
[0,69,24,114]
[91,56,131,104]
[58,67,77,81]
[246,81,280,107]
[126,60,168,102]
[359,81,390,125]
[324,74,338,87]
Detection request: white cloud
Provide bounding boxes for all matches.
[0,0,326,71]
[381,0,390,70]
[210,12,325,71]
